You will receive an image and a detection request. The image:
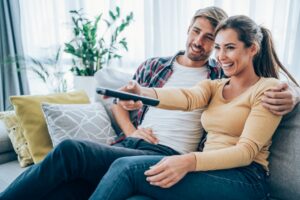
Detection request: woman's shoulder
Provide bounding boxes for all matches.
[197,78,228,89]
[208,78,229,85]
[257,77,280,90]
[252,77,280,98]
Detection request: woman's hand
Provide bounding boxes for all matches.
[118,80,158,110]
[144,154,196,188]
[118,81,144,110]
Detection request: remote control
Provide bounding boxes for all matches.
[96,87,160,106]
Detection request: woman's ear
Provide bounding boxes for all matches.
[250,43,260,57]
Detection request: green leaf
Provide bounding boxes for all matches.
[30,67,47,83]
[113,54,122,59]
[119,24,126,32]
[29,57,49,78]
[103,19,111,27]
[116,6,120,17]
[64,43,76,54]
[119,39,128,51]
[55,47,61,63]
[94,14,102,27]
[109,11,116,20]
[69,10,78,14]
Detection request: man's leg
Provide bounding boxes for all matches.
[90,156,269,200]
[0,139,163,200]
[43,179,95,200]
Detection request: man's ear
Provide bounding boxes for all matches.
[187,26,191,34]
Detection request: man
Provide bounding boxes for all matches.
[0,6,298,200]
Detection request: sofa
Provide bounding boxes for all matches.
[0,68,299,200]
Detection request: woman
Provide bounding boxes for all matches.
[88,15,299,200]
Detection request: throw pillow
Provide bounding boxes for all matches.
[10,90,90,163]
[41,103,116,146]
[0,111,33,167]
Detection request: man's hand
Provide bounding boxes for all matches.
[128,128,158,144]
[262,82,297,115]
[144,154,196,188]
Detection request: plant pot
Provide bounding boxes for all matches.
[73,76,96,99]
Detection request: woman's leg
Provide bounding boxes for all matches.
[90,156,269,200]
[0,139,162,200]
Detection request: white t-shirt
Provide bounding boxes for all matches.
[140,60,209,153]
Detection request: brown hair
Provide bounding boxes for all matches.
[190,6,228,28]
[215,15,299,86]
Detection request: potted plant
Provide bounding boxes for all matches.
[64,7,133,98]
[64,7,134,76]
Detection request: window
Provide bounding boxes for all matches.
[19,0,300,94]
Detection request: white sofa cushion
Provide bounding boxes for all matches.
[94,67,133,90]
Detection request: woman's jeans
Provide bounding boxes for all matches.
[91,156,269,200]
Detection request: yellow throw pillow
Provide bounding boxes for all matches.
[0,111,33,167]
[10,91,90,163]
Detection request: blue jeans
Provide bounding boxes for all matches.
[0,139,178,200]
[90,156,269,200]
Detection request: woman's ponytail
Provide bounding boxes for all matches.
[255,27,299,86]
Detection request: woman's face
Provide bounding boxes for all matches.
[214,28,256,77]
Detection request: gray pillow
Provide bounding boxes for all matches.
[42,103,116,146]
[268,103,300,200]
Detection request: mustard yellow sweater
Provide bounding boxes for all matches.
[154,78,282,171]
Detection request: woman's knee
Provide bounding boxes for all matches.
[111,157,135,170]
[110,156,164,173]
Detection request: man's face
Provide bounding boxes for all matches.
[185,17,215,62]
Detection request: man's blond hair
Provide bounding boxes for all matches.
[190,6,228,28]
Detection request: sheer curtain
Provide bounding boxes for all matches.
[19,0,300,93]
[0,0,29,111]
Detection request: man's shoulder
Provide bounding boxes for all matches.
[143,55,173,66]
[207,58,224,80]
[142,51,184,69]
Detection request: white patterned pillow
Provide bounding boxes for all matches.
[41,103,116,146]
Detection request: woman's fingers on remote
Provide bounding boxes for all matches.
[123,80,141,95]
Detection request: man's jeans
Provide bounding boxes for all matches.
[0,138,179,200]
[91,156,270,200]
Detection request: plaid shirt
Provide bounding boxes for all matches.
[131,51,223,127]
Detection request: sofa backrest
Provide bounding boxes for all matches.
[268,103,300,200]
